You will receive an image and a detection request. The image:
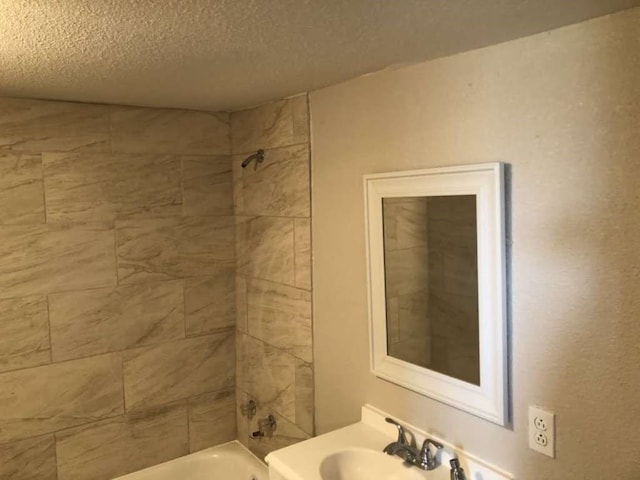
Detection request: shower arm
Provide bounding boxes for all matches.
[241,149,265,168]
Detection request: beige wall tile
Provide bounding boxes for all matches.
[0,153,45,225]
[183,155,233,216]
[397,291,429,341]
[236,389,251,447]
[116,216,235,283]
[0,98,110,153]
[382,197,428,250]
[231,99,294,154]
[237,334,295,422]
[235,275,248,333]
[291,95,310,145]
[0,95,240,479]
[247,278,312,362]
[49,281,185,362]
[188,390,236,452]
[123,333,235,410]
[43,152,182,222]
[0,434,57,480]
[0,353,124,443]
[0,223,117,299]
[295,359,314,435]
[111,107,230,155]
[234,145,310,217]
[294,218,311,290]
[236,216,295,285]
[390,335,432,369]
[56,402,188,480]
[0,296,50,372]
[185,271,235,336]
[384,246,429,297]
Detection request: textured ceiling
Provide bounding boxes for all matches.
[1,0,639,111]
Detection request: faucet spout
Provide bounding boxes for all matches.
[383,437,443,471]
[382,441,406,456]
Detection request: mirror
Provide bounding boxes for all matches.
[365,163,507,425]
[383,195,480,385]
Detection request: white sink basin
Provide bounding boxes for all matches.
[320,449,424,480]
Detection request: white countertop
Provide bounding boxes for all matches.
[265,404,513,480]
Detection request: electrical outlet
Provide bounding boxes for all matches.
[529,406,555,458]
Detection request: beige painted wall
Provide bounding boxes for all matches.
[0,97,236,480]
[311,8,640,479]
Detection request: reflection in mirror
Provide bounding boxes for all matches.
[382,195,479,385]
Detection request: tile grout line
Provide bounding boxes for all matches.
[53,428,60,480]
[120,349,127,415]
[292,217,298,289]
[180,156,189,341]
[40,153,49,224]
[186,395,191,453]
[231,140,310,157]
[45,295,54,364]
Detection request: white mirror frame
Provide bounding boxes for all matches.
[364,162,508,425]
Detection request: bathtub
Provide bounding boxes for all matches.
[114,441,268,480]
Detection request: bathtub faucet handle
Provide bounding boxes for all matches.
[251,414,277,439]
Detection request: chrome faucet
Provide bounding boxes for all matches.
[383,417,411,450]
[382,417,443,471]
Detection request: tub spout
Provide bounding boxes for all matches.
[251,414,277,439]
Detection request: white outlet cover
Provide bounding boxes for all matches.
[529,406,555,458]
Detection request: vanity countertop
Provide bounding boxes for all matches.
[265,404,513,480]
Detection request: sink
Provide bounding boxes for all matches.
[265,405,512,480]
[319,448,425,480]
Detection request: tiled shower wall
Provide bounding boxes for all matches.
[231,95,314,459]
[0,97,237,480]
[383,197,431,368]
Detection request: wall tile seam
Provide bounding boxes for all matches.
[235,213,310,221]
[184,325,237,339]
[0,356,53,376]
[0,410,124,446]
[53,429,60,480]
[48,331,206,366]
[292,215,298,291]
[124,387,237,415]
[49,401,190,440]
[35,277,186,296]
[112,213,237,223]
[230,140,310,156]
[184,389,191,452]
[44,294,53,365]
[182,277,189,340]
[0,350,124,377]
[121,329,235,354]
[0,146,113,155]
[187,386,236,400]
[113,221,120,288]
[237,330,313,365]
[240,274,312,294]
[108,106,114,155]
[0,330,234,376]
[34,212,239,227]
